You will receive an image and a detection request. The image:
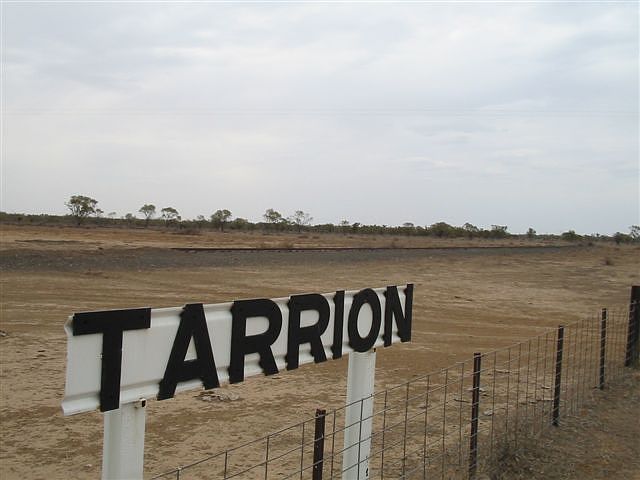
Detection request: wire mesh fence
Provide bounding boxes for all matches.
[150,296,639,480]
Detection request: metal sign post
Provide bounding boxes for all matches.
[343,350,376,480]
[102,399,147,480]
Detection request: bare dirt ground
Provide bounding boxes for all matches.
[0,224,638,479]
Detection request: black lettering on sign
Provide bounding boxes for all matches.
[347,289,382,352]
[229,299,282,383]
[157,304,219,401]
[72,308,151,412]
[332,291,345,359]
[383,284,413,346]
[286,294,330,370]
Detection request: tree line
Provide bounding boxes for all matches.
[0,194,638,243]
[60,195,516,238]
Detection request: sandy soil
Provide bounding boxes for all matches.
[0,225,638,479]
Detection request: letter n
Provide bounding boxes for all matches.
[383,284,413,346]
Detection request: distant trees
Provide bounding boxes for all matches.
[263,208,283,224]
[43,195,627,242]
[463,222,480,238]
[161,207,180,226]
[490,225,509,238]
[263,208,285,231]
[561,230,581,241]
[429,222,454,238]
[139,204,156,227]
[289,210,312,233]
[124,213,136,227]
[211,209,232,232]
[613,231,632,244]
[65,195,98,225]
[195,215,208,229]
[231,217,251,230]
[413,222,512,239]
[611,226,639,245]
[399,222,415,236]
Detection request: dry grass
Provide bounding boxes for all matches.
[0,223,572,252]
[483,371,640,480]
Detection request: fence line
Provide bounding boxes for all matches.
[150,295,639,480]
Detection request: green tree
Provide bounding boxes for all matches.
[263,208,284,230]
[629,225,640,242]
[289,210,313,233]
[463,222,479,238]
[429,222,455,238]
[195,215,207,229]
[527,227,537,239]
[124,213,136,227]
[231,217,250,230]
[401,222,416,235]
[138,204,156,227]
[263,208,283,224]
[613,232,632,244]
[211,209,232,232]
[490,225,509,238]
[65,195,98,225]
[161,207,180,226]
[561,230,581,241]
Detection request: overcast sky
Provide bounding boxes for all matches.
[2,1,638,234]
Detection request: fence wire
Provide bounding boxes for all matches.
[150,300,639,480]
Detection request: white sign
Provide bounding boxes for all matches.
[63,285,413,415]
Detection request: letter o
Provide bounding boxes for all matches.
[347,289,382,352]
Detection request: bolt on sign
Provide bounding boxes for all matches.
[63,285,413,415]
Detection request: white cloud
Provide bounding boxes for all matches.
[2,2,638,234]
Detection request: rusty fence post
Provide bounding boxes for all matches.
[313,409,326,480]
[625,286,640,367]
[552,326,564,427]
[599,309,607,389]
[468,353,482,479]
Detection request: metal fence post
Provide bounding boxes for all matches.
[552,326,564,427]
[468,353,481,479]
[313,409,326,480]
[625,285,640,367]
[599,309,607,389]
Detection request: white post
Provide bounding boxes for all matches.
[102,399,147,480]
[343,350,376,480]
